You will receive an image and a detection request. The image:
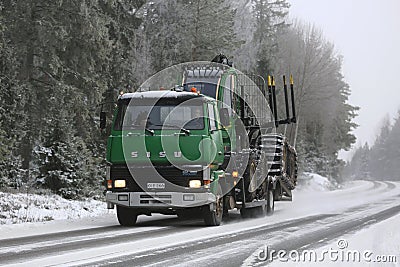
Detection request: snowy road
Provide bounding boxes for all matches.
[1,180,400,266]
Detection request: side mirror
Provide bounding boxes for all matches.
[219,108,230,127]
[100,111,106,129]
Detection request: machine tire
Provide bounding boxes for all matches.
[203,184,223,226]
[244,154,257,202]
[117,205,138,226]
[266,189,275,216]
[222,195,230,219]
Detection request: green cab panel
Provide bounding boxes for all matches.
[107,131,222,165]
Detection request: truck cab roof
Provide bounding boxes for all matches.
[119,90,215,103]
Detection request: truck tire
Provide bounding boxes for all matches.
[244,154,257,202]
[117,205,138,226]
[203,184,223,226]
[266,189,274,215]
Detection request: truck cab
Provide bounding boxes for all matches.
[106,90,228,226]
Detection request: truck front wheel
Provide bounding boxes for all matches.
[117,205,138,226]
[203,184,223,226]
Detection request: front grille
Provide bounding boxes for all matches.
[110,165,203,192]
[155,167,202,187]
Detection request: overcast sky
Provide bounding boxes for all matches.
[288,0,400,160]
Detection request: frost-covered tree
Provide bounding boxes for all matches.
[35,136,103,199]
[345,142,370,180]
[0,2,27,188]
[252,0,289,76]
[274,21,358,179]
[385,111,400,180]
[347,111,400,181]
[368,115,391,179]
[139,0,240,72]
[359,143,371,179]
[0,0,359,195]
[0,0,147,196]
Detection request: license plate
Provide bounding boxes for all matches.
[147,183,165,189]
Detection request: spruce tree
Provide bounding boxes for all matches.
[252,0,290,76]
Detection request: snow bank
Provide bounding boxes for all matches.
[297,172,337,192]
[0,192,108,225]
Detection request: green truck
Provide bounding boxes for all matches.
[102,56,297,226]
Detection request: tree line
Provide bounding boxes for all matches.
[0,0,357,198]
[345,112,400,181]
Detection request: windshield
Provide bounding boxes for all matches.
[114,100,205,131]
[183,82,217,98]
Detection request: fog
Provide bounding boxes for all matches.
[288,0,400,160]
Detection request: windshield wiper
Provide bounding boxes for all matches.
[145,128,155,135]
[129,125,154,135]
[154,124,190,135]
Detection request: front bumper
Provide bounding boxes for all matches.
[106,191,216,209]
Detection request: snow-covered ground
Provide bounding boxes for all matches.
[297,172,338,191]
[0,191,109,225]
[268,213,400,267]
[0,172,332,226]
[1,175,399,266]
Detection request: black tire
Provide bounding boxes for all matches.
[266,189,274,216]
[222,195,230,219]
[117,205,138,226]
[203,184,223,226]
[244,155,257,202]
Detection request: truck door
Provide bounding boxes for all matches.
[208,103,224,164]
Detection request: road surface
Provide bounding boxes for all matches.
[1,180,399,266]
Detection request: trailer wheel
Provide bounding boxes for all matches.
[266,189,275,215]
[203,184,223,226]
[117,205,138,226]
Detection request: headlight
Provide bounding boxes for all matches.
[114,179,126,188]
[189,179,202,188]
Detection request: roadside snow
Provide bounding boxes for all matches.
[297,172,337,192]
[1,179,400,266]
[0,192,108,225]
[0,172,332,226]
[268,213,400,267]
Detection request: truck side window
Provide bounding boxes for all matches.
[223,76,232,115]
[208,104,217,131]
[231,75,236,111]
[114,104,127,130]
